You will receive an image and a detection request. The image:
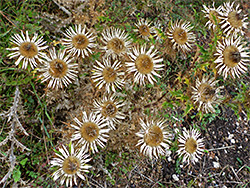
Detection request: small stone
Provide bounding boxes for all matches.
[172,174,179,181]
[228,133,234,140]
[230,139,235,144]
[213,162,220,168]
[167,156,172,162]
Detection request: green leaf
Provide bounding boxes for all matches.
[204,149,209,153]
[20,158,28,166]
[236,157,243,165]
[13,168,21,183]
[245,166,250,172]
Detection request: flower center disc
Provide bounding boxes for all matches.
[49,59,68,78]
[173,28,188,45]
[209,10,220,24]
[228,11,243,28]
[199,83,215,102]
[139,25,150,36]
[102,67,117,83]
[135,54,154,74]
[185,137,197,154]
[72,34,89,49]
[62,156,80,175]
[101,101,117,118]
[144,125,164,147]
[80,122,99,142]
[107,38,125,54]
[223,46,241,68]
[19,42,38,58]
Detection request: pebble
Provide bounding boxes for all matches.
[230,139,235,144]
[228,133,234,140]
[167,156,172,162]
[213,162,220,168]
[172,174,179,181]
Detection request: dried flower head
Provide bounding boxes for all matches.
[62,24,96,58]
[177,128,204,164]
[50,144,92,187]
[91,58,125,93]
[93,94,125,130]
[192,76,223,113]
[7,31,48,69]
[134,18,154,40]
[101,27,132,59]
[202,2,223,30]
[220,2,248,36]
[71,111,109,153]
[136,118,171,159]
[214,36,249,79]
[39,48,78,89]
[126,45,164,85]
[167,20,195,52]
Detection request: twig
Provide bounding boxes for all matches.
[52,0,72,16]
[223,181,244,184]
[219,165,229,177]
[0,86,30,187]
[144,92,167,108]
[134,168,155,184]
[230,166,241,182]
[237,164,246,174]
[86,175,104,188]
[207,145,235,151]
[0,11,23,32]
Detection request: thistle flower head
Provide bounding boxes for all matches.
[220,2,248,36]
[167,20,195,52]
[7,31,48,69]
[177,128,204,164]
[62,24,96,58]
[134,18,154,40]
[91,58,125,93]
[192,75,223,113]
[214,36,249,79]
[39,48,78,89]
[50,144,92,187]
[202,2,223,30]
[71,111,110,153]
[93,94,125,130]
[136,118,171,159]
[126,45,164,85]
[101,27,132,59]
